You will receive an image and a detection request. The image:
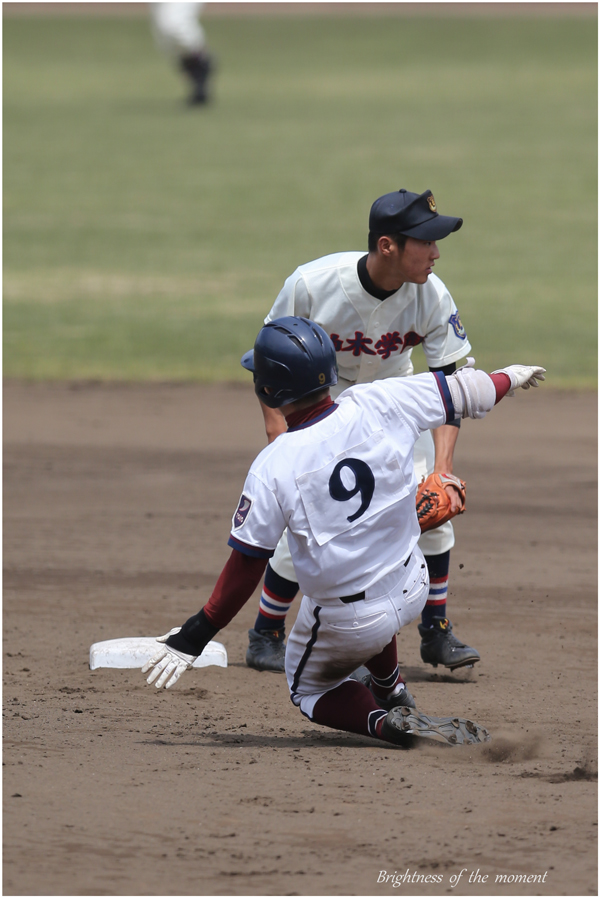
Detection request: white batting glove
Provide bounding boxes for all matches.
[492,365,546,397]
[141,628,197,689]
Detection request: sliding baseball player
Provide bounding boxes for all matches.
[141,317,544,747]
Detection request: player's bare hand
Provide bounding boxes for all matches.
[141,628,197,689]
[444,482,465,513]
[436,472,466,514]
[493,365,546,397]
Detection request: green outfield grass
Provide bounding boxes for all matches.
[3,11,597,385]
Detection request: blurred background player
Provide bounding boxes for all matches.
[246,188,480,677]
[150,2,213,106]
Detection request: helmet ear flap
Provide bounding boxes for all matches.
[254,355,294,408]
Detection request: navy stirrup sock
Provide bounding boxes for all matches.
[421,550,450,628]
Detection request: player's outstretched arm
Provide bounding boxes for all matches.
[447,359,546,420]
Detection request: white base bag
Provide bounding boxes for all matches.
[89,636,227,670]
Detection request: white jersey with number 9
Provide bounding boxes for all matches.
[229,372,453,601]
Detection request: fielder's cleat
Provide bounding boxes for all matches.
[350,666,417,709]
[381,706,491,748]
[245,628,285,672]
[418,617,481,671]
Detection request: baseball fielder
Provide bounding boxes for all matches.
[246,188,479,679]
[149,2,213,105]
[142,317,545,748]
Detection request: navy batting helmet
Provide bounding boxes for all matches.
[241,317,338,409]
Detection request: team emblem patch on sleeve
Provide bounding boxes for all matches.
[233,494,252,529]
[449,312,467,339]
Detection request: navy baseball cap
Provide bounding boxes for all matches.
[369,189,463,241]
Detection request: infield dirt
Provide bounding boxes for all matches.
[3,381,597,896]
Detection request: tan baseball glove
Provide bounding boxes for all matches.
[415,473,466,532]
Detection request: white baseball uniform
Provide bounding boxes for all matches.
[150,2,206,58]
[143,363,542,699]
[229,371,456,718]
[264,251,472,577]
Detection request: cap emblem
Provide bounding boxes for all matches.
[427,194,437,212]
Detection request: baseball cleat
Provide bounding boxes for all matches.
[418,617,480,671]
[246,627,286,672]
[349,665,371,686]
[350,666,417,709]
[381,706,491,747]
